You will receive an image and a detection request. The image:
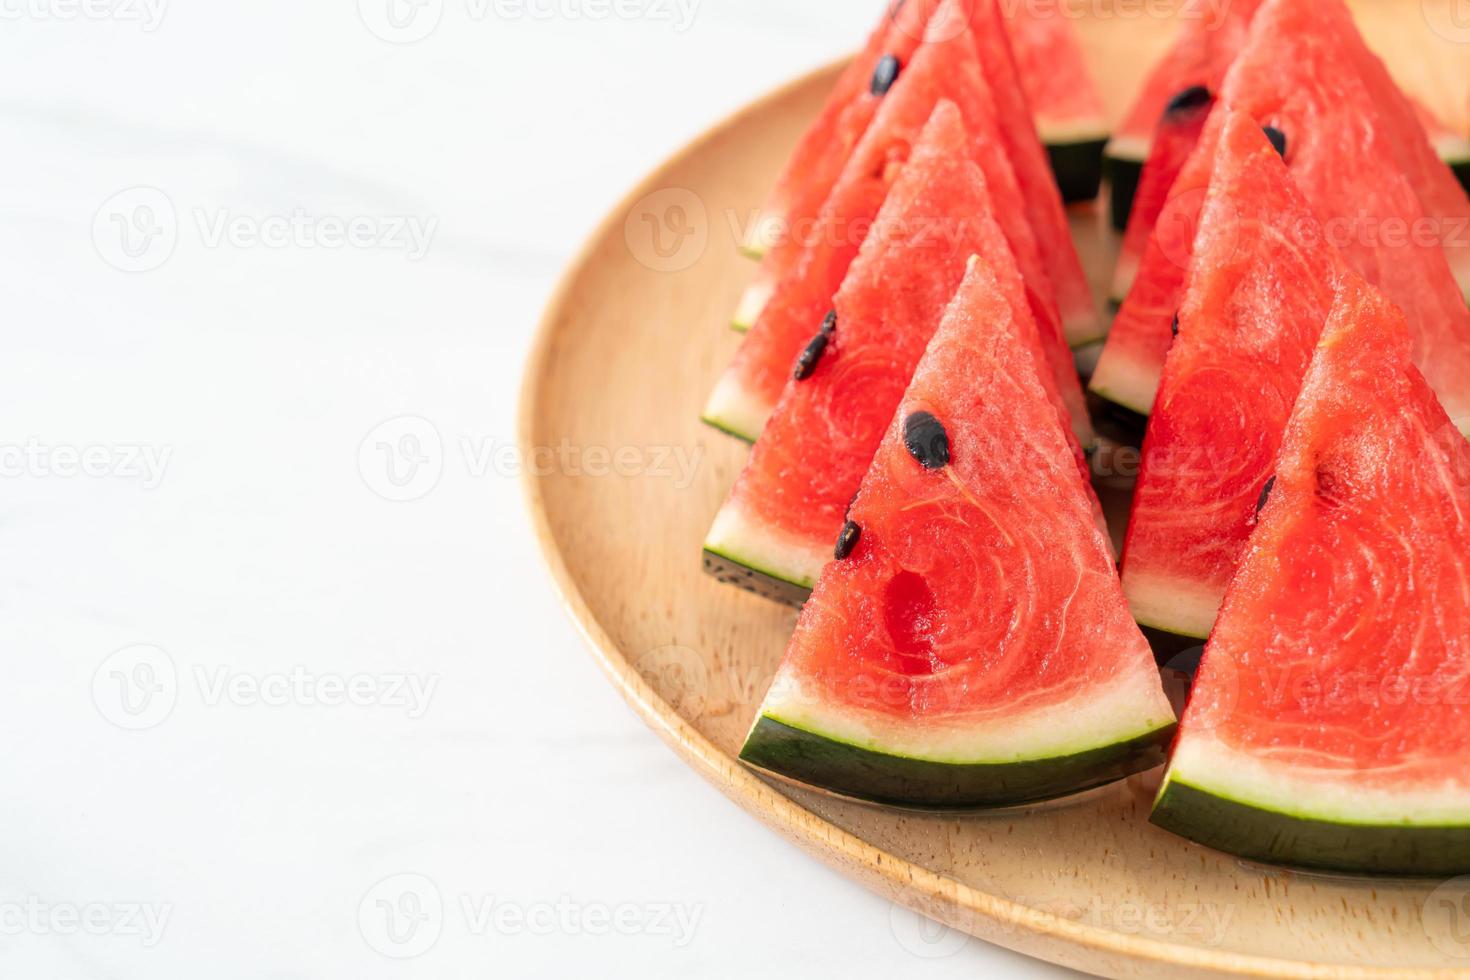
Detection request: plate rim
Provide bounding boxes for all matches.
[516,57,1451,980]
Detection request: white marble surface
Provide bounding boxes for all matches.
[0,2,1084,976]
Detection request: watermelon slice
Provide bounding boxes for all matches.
[1121,111,1343,641]
[705,101,1092,604]
[738,252,1176,809]
[1091,0,1470,434]
[1414,97,1470,195]
[1107,85,1215,306]
[733,0,1099,347]
[1151,273,1470,875]
[1110,8,1470,312]
[1103,0,1261,232]
[705,1,1092,446]
[737,0,927,264]
[1003,1,1108,203]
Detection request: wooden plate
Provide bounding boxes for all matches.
[520,10,1470,977]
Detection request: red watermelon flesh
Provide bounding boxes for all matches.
[705,101,1090,598]
[1121,111,1344,640]
[1110,1,1470,307]
[1003,1,1108,202]
[961,0,1099,346]
[737,0,928,264]
[1103,0,1262,231]
[1004,2,1105,140]
[1091,0,1470,432]
[738,251,1174,808]
[705,2,1093,450]
[1108,88,1215,305]
[1151,273,1470,874]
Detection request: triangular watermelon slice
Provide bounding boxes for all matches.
[736,0,929,265]
[1151,272,1470,875]
[1107,85,1215,306]
[1121,110,1344,641]
[705,1,1092,447]
[1108,3,1470,309]
[1091,0,1470,434]
[704,101,1091,604]
[732,0,1099,346]
[739,248,1176,809]
[1103,0,1261,232]
[1003,1,1108,203]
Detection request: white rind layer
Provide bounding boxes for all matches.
[1164,732,1470,827]
[703,498,829,591]
[1036,118,1111,146]
[1109,250,1140,305]
[740,210,783,260]
[701,373,772,443]
[1103,133,1152,164]
[1088,350,1162,417]
[757,660,1175,766]
[731,279,775,332]
[1121,568,1221,641]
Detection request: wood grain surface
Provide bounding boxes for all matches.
[520,6,1470,977]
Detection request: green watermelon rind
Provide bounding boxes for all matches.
[1152,774,1470,877]
[1044,134,1109,205]
[702,547,812,608]
[742,714,1176,810]
[1104,135,1151,233]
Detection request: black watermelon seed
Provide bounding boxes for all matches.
[793,330,830,380]
[835,521,861,560]
[820,309,837,336]
[1171,314,1180,338]
[903,411,950,470]
[1256,476,1277,516]
[845,490,859,519]
[1165,85,1211,117]
[871,55,901,96]
[1263,125,1287,158]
